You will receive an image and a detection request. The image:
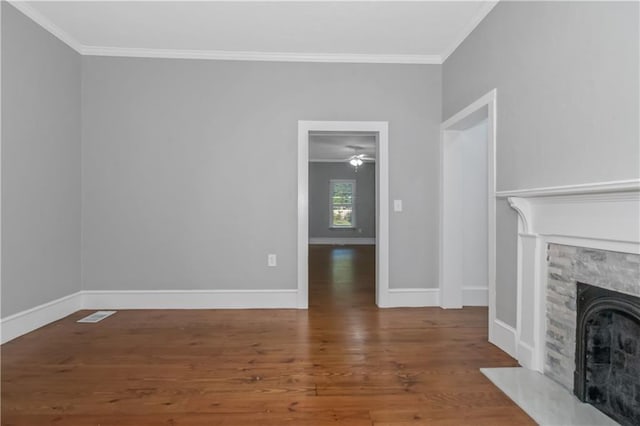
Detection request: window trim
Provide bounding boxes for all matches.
[329,179,356,229]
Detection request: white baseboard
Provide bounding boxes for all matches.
[462,286,488,306]
[384,288,440,307]
[1,289,298,344]
[517,341,536,371]
[82,289,299,310]
[0,291,82,344]
[490,318,517,358]
[0,287,481,344]
[309,237,375,245]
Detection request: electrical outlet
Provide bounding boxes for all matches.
[267,254,277,267]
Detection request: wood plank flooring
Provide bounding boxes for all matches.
[1,245,534,425]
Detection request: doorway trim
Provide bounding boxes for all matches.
[439,90,497,339]
[297,121,389,309]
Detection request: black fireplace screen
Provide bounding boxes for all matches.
[574,282,640,426]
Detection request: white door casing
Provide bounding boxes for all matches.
[439,90,498,340]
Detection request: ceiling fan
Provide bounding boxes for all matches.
[345,146,374,170]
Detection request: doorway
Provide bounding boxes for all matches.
[440,90,497,339]
[307,132,377,307]
[297,121,389,309]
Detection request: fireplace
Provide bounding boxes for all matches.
[502,182,639,421]
[573,282,640,426]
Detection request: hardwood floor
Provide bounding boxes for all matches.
[1,245,533,425]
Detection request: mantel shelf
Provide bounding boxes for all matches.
[496,179,640,199]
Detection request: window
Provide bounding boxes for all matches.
[330,179,356,228]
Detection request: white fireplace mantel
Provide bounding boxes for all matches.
[496,179,640,371]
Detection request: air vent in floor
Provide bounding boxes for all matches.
[77,311,117,323]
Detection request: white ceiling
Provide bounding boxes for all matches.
[309,132,376,162]
[15,1,498,63]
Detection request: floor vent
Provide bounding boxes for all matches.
[77,311,117,323]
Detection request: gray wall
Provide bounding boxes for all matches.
[309,162,375,239]
[82,57,441,291]
[443,1,639,326]
[9,1,629,321]
[1,3,82,317]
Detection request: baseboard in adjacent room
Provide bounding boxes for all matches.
[309,237,375,245]
[0,291,83,344]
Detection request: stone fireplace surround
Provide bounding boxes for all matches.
[545,245,640,390]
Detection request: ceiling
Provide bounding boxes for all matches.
[15,1,498,64]
[309,132,376,162]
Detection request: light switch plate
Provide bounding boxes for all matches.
[394,200,403,212]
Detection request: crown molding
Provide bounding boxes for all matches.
[441,0,499,63]
[8,0,83,53]
[80,46,441,64]
[10,0,500,65]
